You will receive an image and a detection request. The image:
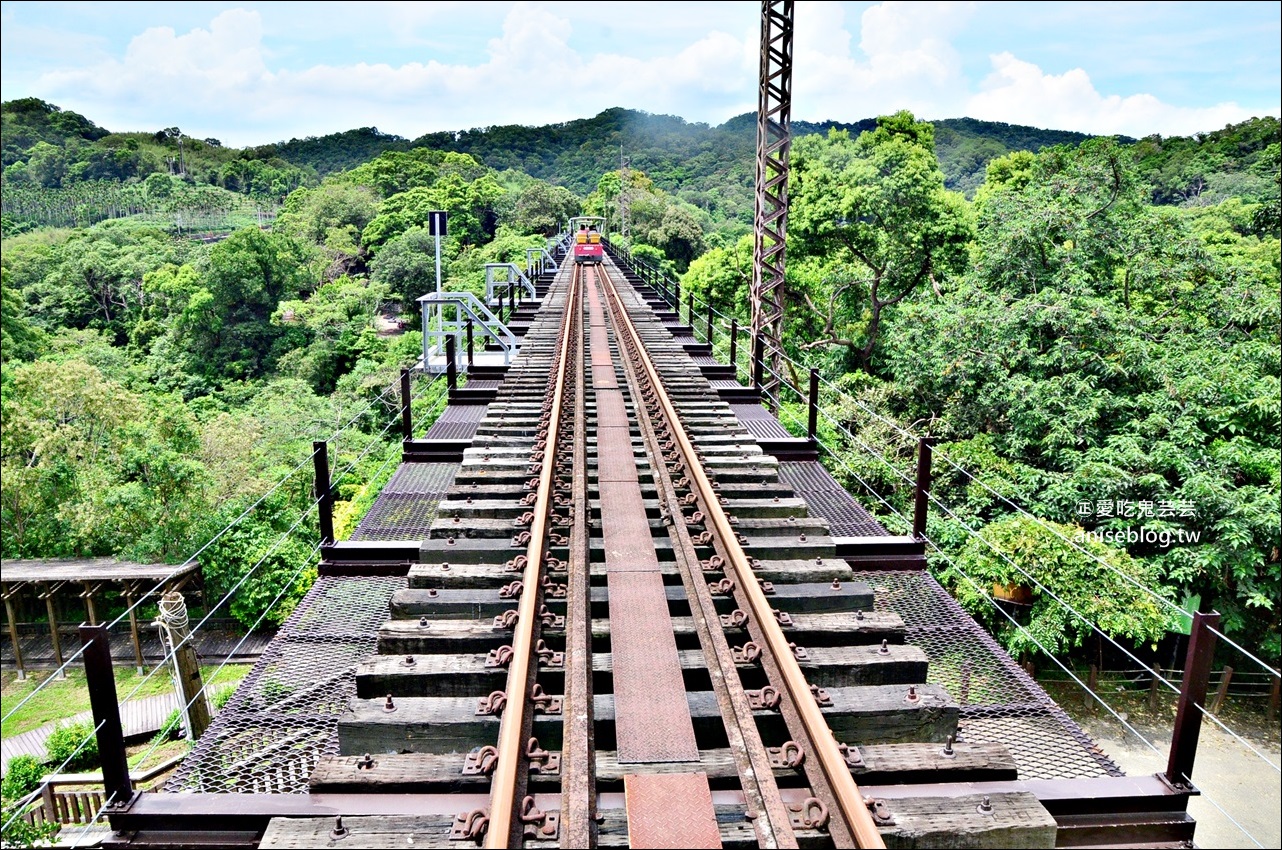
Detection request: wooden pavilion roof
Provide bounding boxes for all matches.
[0,557,197,585]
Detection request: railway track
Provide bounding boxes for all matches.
[259,259,1057,848]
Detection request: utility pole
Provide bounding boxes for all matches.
[751,1,794,412]
[156,591,212,740]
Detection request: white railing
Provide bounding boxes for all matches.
[526,247,559,278]
[417,291,519,372]
[483,264,536,304]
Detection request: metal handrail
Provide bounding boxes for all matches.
[483,264,536,303]
[417,291,519,371]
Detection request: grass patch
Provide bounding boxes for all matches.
[128,738,192,778]
[1,665,252,739]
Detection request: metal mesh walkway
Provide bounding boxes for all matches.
[164,575,406,794]
[350,463,458,541]
[856,569,1125,781]
[778,460,891,538]
[423,403,489,440]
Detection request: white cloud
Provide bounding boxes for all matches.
[38,8,275,136]
[21,1,1276,146]
[792,1,973,122]
[967,52,1263,137]
[31,3,760,144]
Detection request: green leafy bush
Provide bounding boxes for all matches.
[1,755,45,800]
[941,515,1176,658]
[43,721,99,771]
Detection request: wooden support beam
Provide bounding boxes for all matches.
[80,581,105,625]
[4,591,26,679]
[123,583,146,674]
[38,581,65,675]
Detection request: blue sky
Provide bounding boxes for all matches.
[1,1,1278,148]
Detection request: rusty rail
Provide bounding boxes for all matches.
[484,263,582,847]
[598,269,887,848]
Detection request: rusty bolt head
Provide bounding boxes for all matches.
[878,639,890,655]
[943,734,956,757]
[330,816,349,839]
[403,654,416,666]
[977,795,994,815]
[418,616,428,628]
[831,578,841,590]
[383,694,396,712]
[357,753,375,770]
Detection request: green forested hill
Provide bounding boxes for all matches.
[258,109,1102,232]
[273,108,1099,202]
[6,97,1274,236]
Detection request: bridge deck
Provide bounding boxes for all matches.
[157,255,1144,849]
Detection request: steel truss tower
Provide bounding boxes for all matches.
[751,1,793,410]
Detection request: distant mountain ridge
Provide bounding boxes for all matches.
[3,99,1275,229]
[258,108,1105,198]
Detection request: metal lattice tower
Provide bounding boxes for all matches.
[751,0,793,410]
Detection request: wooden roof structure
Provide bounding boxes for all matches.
[0,557,197,584]
[1,557,198,677]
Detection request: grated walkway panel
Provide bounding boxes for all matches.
[165,575,406,794]
[779,461,891,537]
[350,463,458,541]
[854,570,1124,781]
[728,402,792,440]
[424,403,489,440]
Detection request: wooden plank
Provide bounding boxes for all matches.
[355,653,514,699]
[872,791,1057,849]
[338,696,514,755]
[405,556,863,589]
[855,742,1019,784]
[388,587,551,620]
[309,752,562,793]
[339,686,956,756]
[374,610,905,656]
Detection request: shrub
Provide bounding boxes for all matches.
[212,687,237,711]
[1,755,45,800]
[43,721,99,771]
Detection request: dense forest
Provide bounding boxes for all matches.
[1,98,1278,668]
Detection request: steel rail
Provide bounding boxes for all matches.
[560,264,596,846]
[598,266,799,848]
[485,264,582,847]
[599,270,887,848]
